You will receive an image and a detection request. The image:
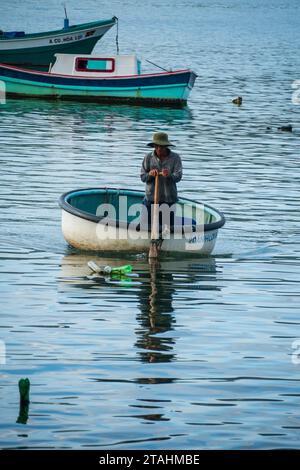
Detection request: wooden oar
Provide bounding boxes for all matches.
[149,172,160,259]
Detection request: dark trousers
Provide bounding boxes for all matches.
[141,199,176,233]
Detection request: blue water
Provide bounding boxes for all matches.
[0,0,300,450]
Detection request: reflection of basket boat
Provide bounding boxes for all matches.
[60,253,217,280]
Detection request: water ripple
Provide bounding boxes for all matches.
[1,0,300,451]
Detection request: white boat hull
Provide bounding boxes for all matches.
[62,209,219,255]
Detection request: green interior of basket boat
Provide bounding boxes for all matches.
[67,189,143,223]
[66,189,216,225]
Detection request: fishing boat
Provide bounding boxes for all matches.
[0,53,197,106]
[58,188,225,255]
[0,17,117,70]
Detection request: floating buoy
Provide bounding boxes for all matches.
[278,125,292,132]
[232,96,242,106]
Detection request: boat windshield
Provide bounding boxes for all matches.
[75,57,115,73]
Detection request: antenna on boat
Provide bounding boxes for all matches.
[63,3,69,29]
[113,16,119,55]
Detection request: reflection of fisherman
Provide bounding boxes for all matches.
[136,263,176,363]
[140,132,182,231]
[135,258,218,363]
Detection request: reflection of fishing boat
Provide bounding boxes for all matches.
[0,53,196,106]
[59,188,225,255]
[0,97,193,125]
[0,18,116,70]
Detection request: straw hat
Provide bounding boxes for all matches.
[147,132,175,147]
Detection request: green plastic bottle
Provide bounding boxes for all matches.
[17,378,30,424]
[18,378,30,404]
[109,265,132,275]
[88,261,133,276]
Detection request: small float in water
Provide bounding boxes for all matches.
[59,188,225,255]
[0,53,197,106]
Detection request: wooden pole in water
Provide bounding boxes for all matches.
[149,173,160,259]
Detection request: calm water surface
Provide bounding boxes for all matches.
[0,0,300,450]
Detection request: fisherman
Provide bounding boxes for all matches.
[140,132,182,232]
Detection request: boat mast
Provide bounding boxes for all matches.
[63,3,69,29]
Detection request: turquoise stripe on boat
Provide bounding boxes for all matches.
[1,75,189,100]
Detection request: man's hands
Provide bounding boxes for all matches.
[149,169,159,177]
[149,169,169,177]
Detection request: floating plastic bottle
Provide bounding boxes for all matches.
[109,265,132,275]
[88,261,133,277]
[18,378,30,404]
[17,378,30,424]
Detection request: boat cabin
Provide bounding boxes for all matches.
[50,53,142,77]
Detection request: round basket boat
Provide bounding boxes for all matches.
[59,187,225,255]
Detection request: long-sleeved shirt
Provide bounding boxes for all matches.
[140,150,182,203]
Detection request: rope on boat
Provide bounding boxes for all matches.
[145,59,170,72]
